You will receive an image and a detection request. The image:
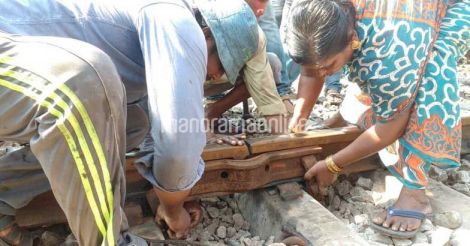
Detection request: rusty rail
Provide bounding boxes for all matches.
[16,115,470,227]
[15,125,370,227]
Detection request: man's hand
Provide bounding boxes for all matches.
[206,131,246,146]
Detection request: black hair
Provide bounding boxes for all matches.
[193,8,208,28]
[285,0,356,65]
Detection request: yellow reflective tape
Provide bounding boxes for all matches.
[1,61,116,244]
[106,211,114,246]
[59,84,114,213]
[58,83,116,246]
[0,78,107,236]
[0,68,111,219]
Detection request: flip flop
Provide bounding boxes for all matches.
[370,207,427,239]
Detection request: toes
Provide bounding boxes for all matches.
[399,224,407,232]
[381,215,393,228]
[382,220,390,228]
[391,221,401,231]
[407,218,421,231]
[372,210,387,225]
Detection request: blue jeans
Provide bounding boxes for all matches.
[325,70,343,92]
[258,2,292,96]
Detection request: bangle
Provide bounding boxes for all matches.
[325,155,342,174]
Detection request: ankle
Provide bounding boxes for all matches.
[402,187,428,200]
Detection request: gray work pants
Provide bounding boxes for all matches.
[0,34,128,245]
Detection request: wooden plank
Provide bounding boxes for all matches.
[463,125,470,143]
[16,192,66,228]
[18,196,145,228]
[16,127,371,228]
[201,143,250,161]
[246,126,362,154]
[17,152,379,228]
[124,202,144,227]
[126,161,151,197]
[124,143,251,196]
[462,114,470,127]
[190,147,322,196]
[460,115,470,154]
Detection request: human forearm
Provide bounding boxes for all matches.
[332,109,411,168]
[289,72,324,131]
[205,82,250,120]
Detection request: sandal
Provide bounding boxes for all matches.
[370,207,428,239]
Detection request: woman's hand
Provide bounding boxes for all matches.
[304,159,337,198]
[288,68,326,132]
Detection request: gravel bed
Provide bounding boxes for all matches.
[324,170,470,246]
[1,62,470,246]
[189,196,282,246]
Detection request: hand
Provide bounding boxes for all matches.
[156,204,191,239]
[304,159,337,198]
[183,201,203,228]
[206,132,246,146]
[288,114,307,133]
[265,114,290,134]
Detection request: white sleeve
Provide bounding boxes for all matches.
[135,3,207,190]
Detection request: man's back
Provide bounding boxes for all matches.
[0,0,197,103]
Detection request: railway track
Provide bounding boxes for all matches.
[16,116,470,228]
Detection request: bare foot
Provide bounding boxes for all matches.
[155,204,191,239]
[372,186,432,232]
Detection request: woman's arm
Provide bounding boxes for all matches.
[304,107,411,196]
[333,107,411,168]
[288,66,324,131]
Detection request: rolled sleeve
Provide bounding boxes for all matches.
[135,3,206,191]
[243,26,287,116]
